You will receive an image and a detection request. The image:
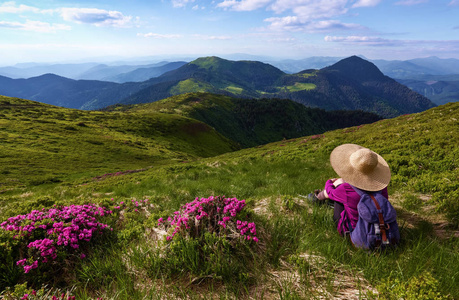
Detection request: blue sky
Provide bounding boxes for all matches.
[1,0,459,65]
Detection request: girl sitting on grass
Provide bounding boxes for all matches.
[312,143,391,236]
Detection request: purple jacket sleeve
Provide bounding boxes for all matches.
[324,180,348,204]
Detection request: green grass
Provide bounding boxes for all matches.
[169,79,217,95]
[224,85,244,94]
[284,83,316,92]
[297,71,318,78]
[0,96,458,299]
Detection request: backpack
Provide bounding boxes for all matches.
[348,186,400,250]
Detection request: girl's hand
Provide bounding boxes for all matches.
[333,178,344,186]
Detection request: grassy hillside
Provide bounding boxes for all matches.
[0,99,457,299]
[111,92,382,148]
[0,96,238,190]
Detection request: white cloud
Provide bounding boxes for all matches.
[137,33,184,38]
[216,0,373,33]
[323,36,459,51]
[324,35,397,46]
[264,16,302,31]
[270,0,348,19]
[60,8,132,27]
[256,0,376,33]
[0,20,70,32]
[216,0,351,16]
[0,1,38,13]
[171,0,196,8]
[352,0,382,8]
[0,1,56,14]
[309,20,362,31]
[268,36,295,42]
[193,34,232,40]
[448,0,459,5]
[265,16,361,32]
[394,0,428,6]
[217,0,272,11]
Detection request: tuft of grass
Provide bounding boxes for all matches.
[284,82,316,92]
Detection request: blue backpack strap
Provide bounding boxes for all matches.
[347,185,366,233]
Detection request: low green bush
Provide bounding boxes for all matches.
[377,272,453,300]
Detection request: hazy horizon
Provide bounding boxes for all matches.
[3,53,459,69]
[1,0,459,65]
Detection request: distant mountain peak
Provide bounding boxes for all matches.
[31,73,74,82]
[192,56,224,62]
[325,56,386,82]
[189,56,232,70]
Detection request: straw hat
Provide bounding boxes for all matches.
[330,144,391,191]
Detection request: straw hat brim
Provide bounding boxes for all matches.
[330,144,391,191]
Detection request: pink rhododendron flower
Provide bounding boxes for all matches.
[158,196,259,243]
[1,204,113,273]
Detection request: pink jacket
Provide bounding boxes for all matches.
[324,179,389,235]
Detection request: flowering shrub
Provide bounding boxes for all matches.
[0,204,113,274]
[158,195,258,243]
[150,196,260,283]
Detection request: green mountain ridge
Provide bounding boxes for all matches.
[110,92,382,148]
[123,56,435,118]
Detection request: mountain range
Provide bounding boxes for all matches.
[395,77,459,106]
[1,55,458,107]
[0,56,435,118]
[77,61,187,82]
[372,56,459,79]
[0,61,187,83]
[3,55,459,80]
